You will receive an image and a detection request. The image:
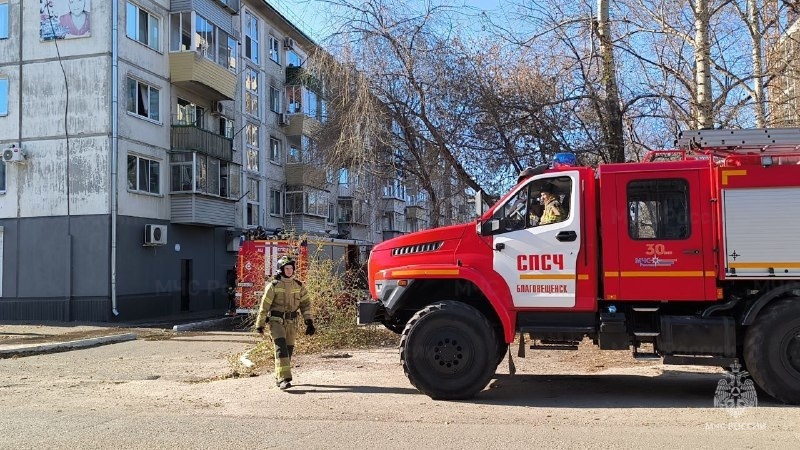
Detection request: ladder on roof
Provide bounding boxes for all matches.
[676,128,800,155]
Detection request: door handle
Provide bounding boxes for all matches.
[556,231,577,242]
[682,249,701,255]
[495,242,505,252]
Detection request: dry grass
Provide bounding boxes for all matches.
[233,239,399,376]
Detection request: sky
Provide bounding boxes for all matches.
[268,0,506,43]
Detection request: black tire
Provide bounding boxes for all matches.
[400,301,496,400]
[743,297,800,404]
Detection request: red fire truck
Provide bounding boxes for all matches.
[236,237,367,313]
[358,128,800,403]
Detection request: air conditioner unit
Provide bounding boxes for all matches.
[213,101,225,115]
[144,224,168,246]
[278,113,290,126]
[2,144,26,163]
[283,37,295,50]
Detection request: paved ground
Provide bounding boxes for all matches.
[1,321,798,449]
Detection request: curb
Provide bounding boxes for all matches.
[0,333,138,358]
[172,317,232,332]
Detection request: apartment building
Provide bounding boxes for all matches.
[0,0,468,322]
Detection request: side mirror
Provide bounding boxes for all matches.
[474,190,485,217]
[477,219,500,236]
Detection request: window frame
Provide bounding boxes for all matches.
[269,136,282,164]
[126,76,161,122]
[126,2,161,51]
[269,85,281,113]
[269,35,280,64]
[244,11,259,63]
[244,67,259,118]
[626,178,691,241]
[245,122,259,172]
[0,157,6,192]
[269,188,283,216]
[0,76,7,116]
[246,177,260,227]
[127,154,161,195]
[0,1,9,40]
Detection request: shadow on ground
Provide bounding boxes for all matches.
[472,370,783,409]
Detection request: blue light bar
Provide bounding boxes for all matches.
[552,152,577,168]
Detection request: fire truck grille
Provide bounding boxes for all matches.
[391,241,444,256]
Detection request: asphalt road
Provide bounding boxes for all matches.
[1,330,798,449]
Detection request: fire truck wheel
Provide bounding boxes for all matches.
[400,301,496,400]
[743,297,800,405]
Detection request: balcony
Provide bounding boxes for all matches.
[285,163,327,188]
[170,51,236,100]
[283,112,322,137]
[405,204,426,220]
[171,125,233,162]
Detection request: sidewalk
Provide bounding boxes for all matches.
[0,309,242,357]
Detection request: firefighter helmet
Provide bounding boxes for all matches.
[277,256,296,272]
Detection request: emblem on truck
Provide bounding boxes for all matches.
[714,362,757,417]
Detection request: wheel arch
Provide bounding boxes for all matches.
[386,269,514,343]
[741,282,800,326]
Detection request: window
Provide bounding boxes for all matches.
[287,136,315,163]
[195,14,216,59]
[219,116,233,138]
[245,123,259,172]
[126,2,160,50]
[0,76,7,116]
[126,77,160,121]
[244,12,259,63]
[383,178,405,199]
[270,189,282,215]
[246,178,260,226]
[0,1,8,40]
[170,152,193,192]
[169,12,192,51]
[627,179,690,240]
[176,98,204,127]
[491,177,571,232]
[286,85,301,114]
[269,137,281,163]
[327,202,335,224]
[269,36,280,64]
[303,89,318,119]
[127,154,160,194]
[269,86,281,113]
[169,152,239,198]
[286,189,328,217]
[245,68,259,117]
[0,159,5,191]
[287,50,302,67]
[225,35,237,71]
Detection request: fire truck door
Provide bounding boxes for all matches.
[490,171,582,308]
[612,171,711,300]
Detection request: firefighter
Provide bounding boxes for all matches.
[539,183,567,225]
[254,255,316,389]
[225,265,236,316]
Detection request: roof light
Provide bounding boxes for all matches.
[761,155,773,167]
[551,152,577,168]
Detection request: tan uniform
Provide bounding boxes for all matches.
[255,276,312,383]
[540,198,567,225]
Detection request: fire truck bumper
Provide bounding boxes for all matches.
[357,300,385,325]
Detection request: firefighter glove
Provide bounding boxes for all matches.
[304,319,316,336]
[256,326,264,335]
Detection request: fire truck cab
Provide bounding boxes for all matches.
[359,128,800,404]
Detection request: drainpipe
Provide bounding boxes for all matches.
[110,0,119,316]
